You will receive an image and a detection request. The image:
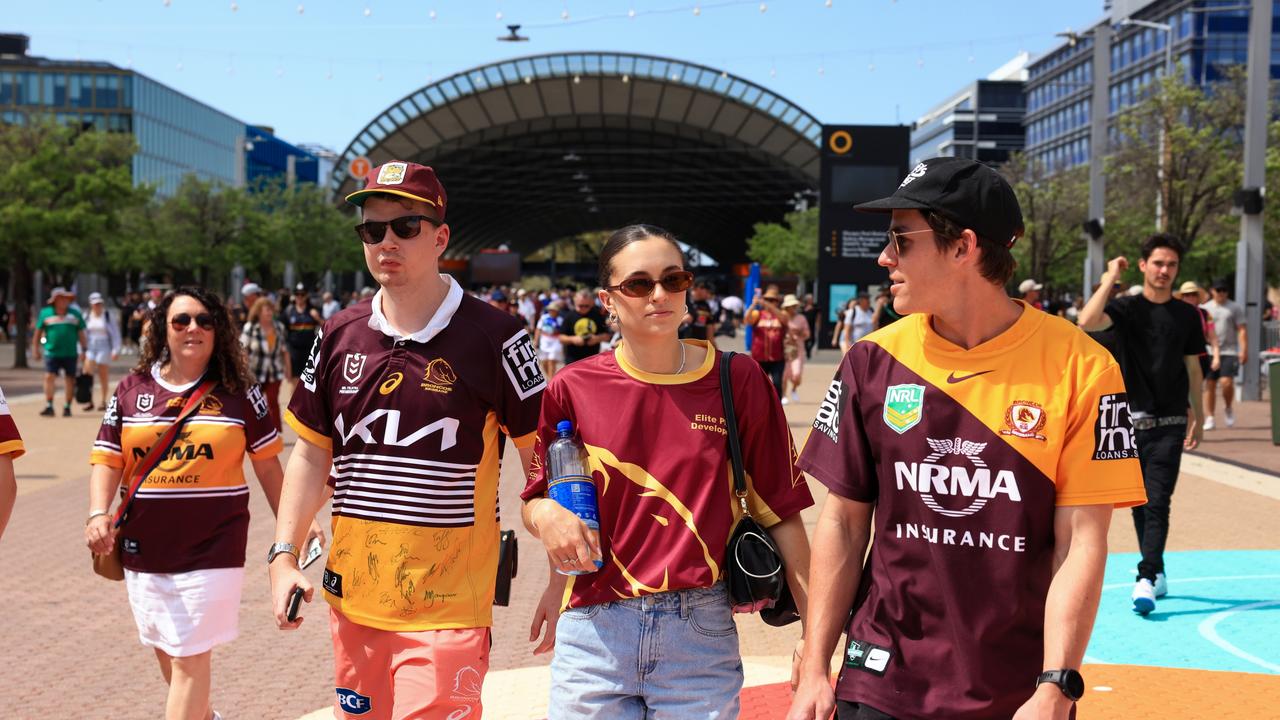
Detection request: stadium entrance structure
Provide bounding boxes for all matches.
[331,52,822,264]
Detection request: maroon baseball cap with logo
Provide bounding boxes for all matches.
[345,161,448,221]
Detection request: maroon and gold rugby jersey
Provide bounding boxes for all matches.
[0,387,23,458]
[286,278,545,632]
[798,302,1144,719]
[520,340,814,611]
[90,367,284,574]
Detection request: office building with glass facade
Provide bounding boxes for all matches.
[909,78,1028,167]
[1,34,317,195]
[1024,0,1280,173]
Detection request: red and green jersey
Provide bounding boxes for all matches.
[90,368,284,573]
[0,387,23,458]
[798,303,1145,719]
[286,279,546,631]
[521,340,813,611]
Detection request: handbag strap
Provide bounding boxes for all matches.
[111,378,217,529]
[718,351,751,516]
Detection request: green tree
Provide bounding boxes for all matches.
[1001,153,1090,292]
[746,207,818,281]
[1106,71,1245,281]
[0,119,147,368]
[252,178,377,280]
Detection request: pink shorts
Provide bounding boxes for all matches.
[330,608,491,720]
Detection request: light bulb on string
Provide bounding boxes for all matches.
[573,74,581,84]
[693,5,701,16]
[429,9,437,20]
[524,75,532,84]
[759,3,767,13]
[720,70,728,79]
[825,0,832,6]
[621,73,630,83]
[496,10,504,20]
[364,7,372,18]
[769,65,777,78]
[818,64,824,75]
[628,8,636,18]
[163,0,171,6]
[176,61,183,71]
[561,9,570,21]
[230,2,238,12]
[297,4,305,15]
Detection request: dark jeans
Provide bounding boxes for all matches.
[1131,424,1185,581]
[758,360,785,397]
[804,337,816,359]
[837,701,897,720]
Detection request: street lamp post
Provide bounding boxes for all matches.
[1120,17,1174,232]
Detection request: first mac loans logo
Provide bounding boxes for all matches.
[501,330,546,400]
[813,379,846,442]
[1094,393,1137,460]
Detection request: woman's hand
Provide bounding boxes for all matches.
[531,498,602,575]
[84,514,116,555]
[529,577,566,655]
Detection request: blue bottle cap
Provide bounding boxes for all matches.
[556,420,573,435]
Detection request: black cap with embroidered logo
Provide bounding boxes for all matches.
[854,157,1024,247]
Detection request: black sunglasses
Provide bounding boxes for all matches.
[354,215,440,245]
[604,270,695,299]
[170,312,215,331]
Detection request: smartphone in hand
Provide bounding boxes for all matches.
[286,587,305,623]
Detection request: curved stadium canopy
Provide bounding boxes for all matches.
[332,52,822,263]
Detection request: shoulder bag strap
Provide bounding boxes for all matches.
[719,351,751,517]
[111,378,217,529]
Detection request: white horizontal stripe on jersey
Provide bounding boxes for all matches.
[333,505,477,526]
[332,469,477,489]
[122,416,245,427]
[331,452,478,472]
[332,459,477,479]
[93,441,123,453]
[335,497,476,515]
[136,485,248,494]
[334,480,477,498]
[250,429,280,452]
[334,488,477,507]
[136,487,250,500]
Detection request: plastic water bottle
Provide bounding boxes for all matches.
[547,420,602,575]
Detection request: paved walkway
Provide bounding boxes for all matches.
[0,339,1276,719]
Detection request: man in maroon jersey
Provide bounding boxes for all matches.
[268,161,546,720]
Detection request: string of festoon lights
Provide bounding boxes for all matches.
[134,0,1022,85]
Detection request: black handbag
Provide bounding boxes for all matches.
[720,352,800,626]
[493,529,518,606]
[74,372,94,404]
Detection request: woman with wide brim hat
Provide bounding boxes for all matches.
[746,284,788,396]
[780,294,810,405]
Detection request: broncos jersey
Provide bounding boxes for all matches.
[798,302,1145,719]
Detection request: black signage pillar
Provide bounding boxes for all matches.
[817,125,910,348]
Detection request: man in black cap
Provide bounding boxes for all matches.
[283,283,322,394]
[789,158,1144,720]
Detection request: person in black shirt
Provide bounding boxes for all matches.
[557,290,611,364]
[1078,233,1204,616]
[679,281,718,347]
[801,294,820,358]
[284,283,323,390]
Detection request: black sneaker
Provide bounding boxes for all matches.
[40,406,55,417]
[62,406,72,417]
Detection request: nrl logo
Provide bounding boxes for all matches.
[343,353,367,384]
[883,384,924,434]
[135,393,155,414]
[1000,401,1047,441]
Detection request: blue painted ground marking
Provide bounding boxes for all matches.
[1086,550,1280,674]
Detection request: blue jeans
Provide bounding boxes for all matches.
[550,582,743,719]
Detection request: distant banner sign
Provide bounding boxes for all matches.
[816,125,910,348]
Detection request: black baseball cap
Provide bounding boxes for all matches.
[855,157,1024,247]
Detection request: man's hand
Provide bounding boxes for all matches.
[1011,683,1073,720]
[1211,355,1221,372]
[1185,413,1203,450]
[528,580,562,655]
[1105,256,1129,279]
[785,662,835,720]
[306,518,327,550]
[269,555,312,630]
[84,514,116,555]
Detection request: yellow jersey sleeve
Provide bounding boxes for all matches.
[1054,363,1146,508]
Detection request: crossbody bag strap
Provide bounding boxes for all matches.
[111,378,217,529]
[719,352,750,516]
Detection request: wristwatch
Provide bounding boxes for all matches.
[1036,669,1085,701]
[266,542,299,566]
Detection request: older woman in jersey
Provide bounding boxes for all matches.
[521,225,814,719]
[239,296,290,432]
[85,286,322,720]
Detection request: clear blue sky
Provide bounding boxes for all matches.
[9,1,1102,153]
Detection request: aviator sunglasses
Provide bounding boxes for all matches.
[354,214,441,245]
[604,270,695,298]
[885,227,933,255]
[170,312,216,331]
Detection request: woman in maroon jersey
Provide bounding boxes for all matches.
[521,225,814,719]
[746,284,788,396]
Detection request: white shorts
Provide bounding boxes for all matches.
[85,348,112,365]
[539,346,563,362]
[124,566,244,657]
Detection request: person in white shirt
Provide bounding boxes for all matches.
[851,294,875,343]
[321,291,342,320]
[82,292,121,411]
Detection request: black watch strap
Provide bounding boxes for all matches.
[1036,669,1084,701]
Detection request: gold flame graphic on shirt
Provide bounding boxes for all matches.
[582,442,719,597]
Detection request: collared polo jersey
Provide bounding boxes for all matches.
[286,280,546,631]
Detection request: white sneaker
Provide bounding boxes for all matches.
[1153,572,1168,598]
[1132,578,1156,615]
[1203,416,1216,430]
[790,391,800,402]
[1225,407,1236,427]
[213,712,223,720]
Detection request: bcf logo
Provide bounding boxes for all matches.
[336,688,372,715]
